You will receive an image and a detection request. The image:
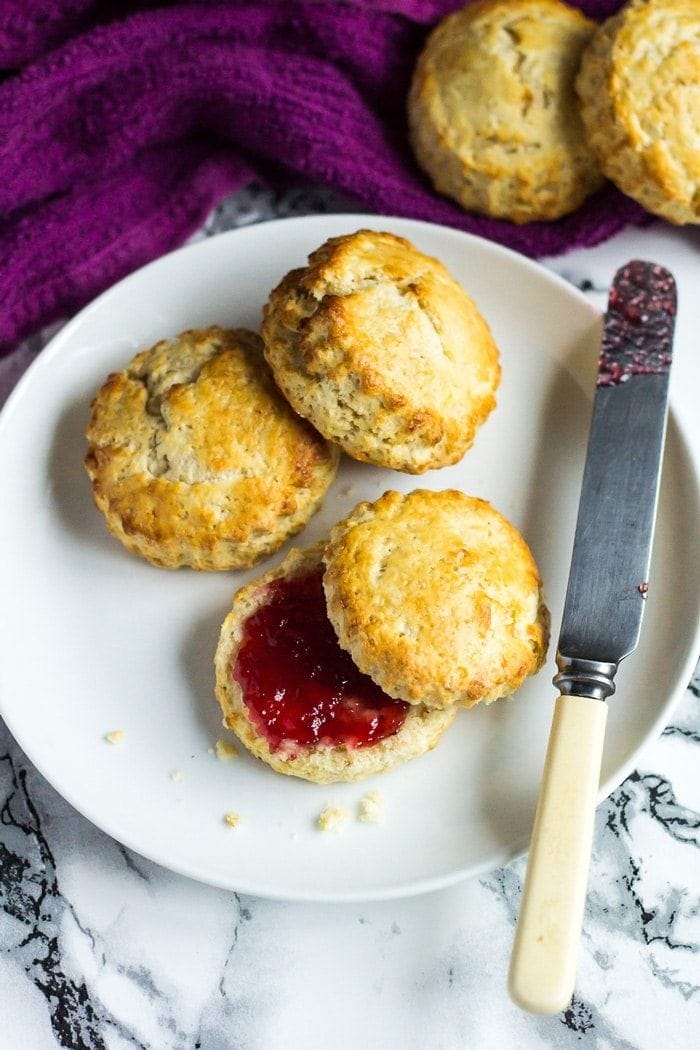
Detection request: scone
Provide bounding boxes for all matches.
[85,327,339,570]
[576,0,700,225]
[261,230,500,474]
[323,490,550,709]
[408,0,604,223]
[214,542,456,783]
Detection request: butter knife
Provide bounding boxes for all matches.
[508,260,677,1015]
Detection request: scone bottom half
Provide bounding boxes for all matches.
[322,489,551,711]
[214,542,456,784]
[84,326,339,571]
[261,230,501,474]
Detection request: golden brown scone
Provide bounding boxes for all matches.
[261,230,500,474]
[323,490,550,710]
[214,542,456,783]
[408,0,604,223]
[576,0,700,225]
[85,327,339,570]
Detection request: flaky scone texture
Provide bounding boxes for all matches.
[85,327,339,570]
[261,230,500,474]
[214,542,456,784]
[576,0,700,225]
[408,0,604,223]
[323,490,550,710]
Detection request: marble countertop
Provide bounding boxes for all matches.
[1,188,699,1050]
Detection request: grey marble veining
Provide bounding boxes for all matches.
[1,187,699,1050]
[2,685,699,1049]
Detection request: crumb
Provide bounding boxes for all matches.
[316,805,349,833]
[104,730,125,745]
[358,790,385,824]
[341,485,356,497]
[224,812,241,828]
[207,747,214,755]
[170,769,183,782]
[638,582,649,598]
[214,739,238,761]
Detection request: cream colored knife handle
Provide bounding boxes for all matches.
[508,694,608,1016]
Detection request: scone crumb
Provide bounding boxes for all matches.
[224,812,241,828]
[358,790,385,824]
[214,738,238,761]
[316,806,349,833]
[170,769,183,782]
[104,730,125,745]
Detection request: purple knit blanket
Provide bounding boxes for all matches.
[0,0,637,354]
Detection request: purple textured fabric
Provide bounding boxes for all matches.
[0,0,642,354]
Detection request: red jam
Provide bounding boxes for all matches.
[232,570,408,753]
[597,261,676,387]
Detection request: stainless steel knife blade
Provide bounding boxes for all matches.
[555,260,677,697]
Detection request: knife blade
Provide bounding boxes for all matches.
[509,260,677,1016]
[557,260,677,682]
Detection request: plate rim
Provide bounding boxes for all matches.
[1,213,699,902]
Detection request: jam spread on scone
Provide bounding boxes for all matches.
[232,570,408,752]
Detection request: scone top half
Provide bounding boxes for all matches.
[85,327,339,570]
[408,0,604,223]
[323,489,550,709]
[262,230,500,474]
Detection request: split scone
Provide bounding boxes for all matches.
[85,327,339,570]
[261,229,500,474]
[323,490,550,709]
[407,0,604,223]
[214,542,456,783]
[576,0,700,225]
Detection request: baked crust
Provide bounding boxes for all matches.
[408,0,604,223]
[214,542,456,783]
[85,327,339,570]
[576,0,700,225]
[261,230,500,474]
[323,490,550,709]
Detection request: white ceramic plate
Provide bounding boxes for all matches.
[1,216,699,902]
